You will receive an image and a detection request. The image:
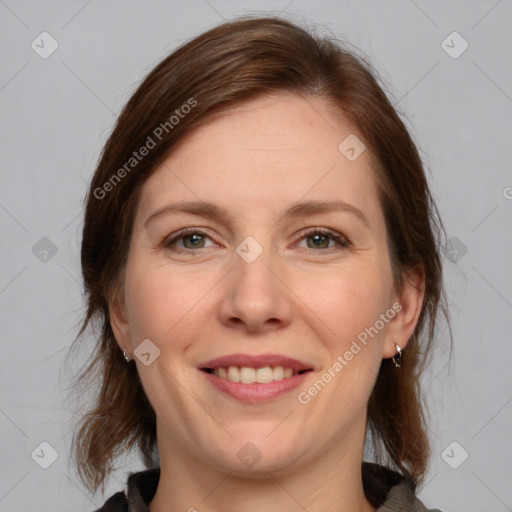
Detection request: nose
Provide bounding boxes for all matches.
[218,242,293,334]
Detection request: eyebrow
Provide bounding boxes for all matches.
[144,199,370,228]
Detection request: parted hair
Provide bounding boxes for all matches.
[66,15,450,496]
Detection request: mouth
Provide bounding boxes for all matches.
[198,353,314,402]
[200,366,312,383]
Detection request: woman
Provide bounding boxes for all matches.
[69,16,449,512]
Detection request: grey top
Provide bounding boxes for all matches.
[94,463,443,511]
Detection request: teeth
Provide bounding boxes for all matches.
[256,366,274,383]
[240,367,256,383]
[212,365,302,383]
[227,366,240,382]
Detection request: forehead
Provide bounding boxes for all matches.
[135,92,383,228]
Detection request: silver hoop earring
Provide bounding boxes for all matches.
[392,344,402,368]
[123,347,131,363]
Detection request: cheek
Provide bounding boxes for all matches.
[123,260,207,346]
[122,250,234,358]
[297,263,393,344]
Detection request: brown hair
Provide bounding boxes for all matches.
[66,15,450,496]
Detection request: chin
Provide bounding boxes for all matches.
[201,434,304,476]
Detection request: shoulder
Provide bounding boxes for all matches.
[91,467,160,512]
[362,462,444,511]
[92,491,128,512]
[379,482,444,511]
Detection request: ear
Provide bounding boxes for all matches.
[108,285,132,357]
[382,265,425,359]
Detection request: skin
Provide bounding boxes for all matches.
[110,92,424,512]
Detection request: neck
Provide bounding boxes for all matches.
[148,424,376,512]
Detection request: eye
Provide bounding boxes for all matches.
[161,227,350,254]
[163,228,216,251]
[295,228,350,252]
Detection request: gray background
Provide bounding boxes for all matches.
[1,1,511,510]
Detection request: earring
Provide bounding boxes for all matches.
[123,347,131,363]
[392,344,402,368]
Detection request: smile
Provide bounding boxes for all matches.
[201,365,311,383]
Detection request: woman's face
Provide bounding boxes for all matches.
[111,92,423,476]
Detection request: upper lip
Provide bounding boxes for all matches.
[199,353,312,371]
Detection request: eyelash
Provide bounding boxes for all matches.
[162,227,350,255]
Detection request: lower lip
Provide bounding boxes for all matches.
[201,370,311,403]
